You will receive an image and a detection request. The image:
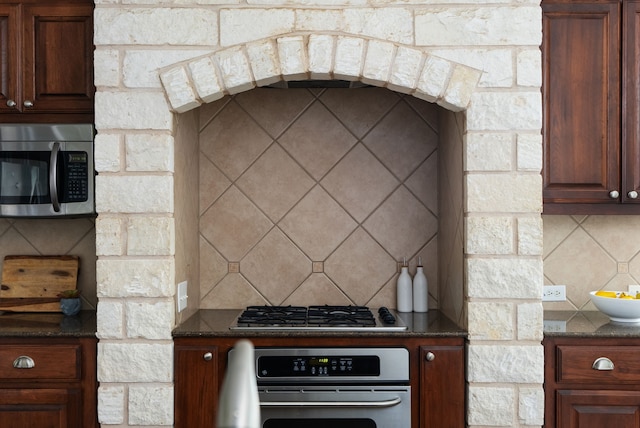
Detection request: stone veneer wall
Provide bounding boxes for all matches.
[93,2,544,427]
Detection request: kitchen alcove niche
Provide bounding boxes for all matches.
[172,84,465,328]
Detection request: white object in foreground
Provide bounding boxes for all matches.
[217,339,261,428]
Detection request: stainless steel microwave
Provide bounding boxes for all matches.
[0,124,94,217]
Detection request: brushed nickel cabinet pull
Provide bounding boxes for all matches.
[203,352,213,361]
[592,357,614,371]
[13,355,35,369]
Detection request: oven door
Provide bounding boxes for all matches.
[259,385,411,428]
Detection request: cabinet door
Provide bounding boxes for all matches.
[0,388,82,428]
[558,390,640,428]
[0,4,19,113]
[542,0,621,206]
[21,3,94,114]
[623,1,640,203]
[174,345,219,428]
[419,345,465,428]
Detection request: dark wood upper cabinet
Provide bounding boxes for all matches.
[0,0,94,123]
[542,0,640,213]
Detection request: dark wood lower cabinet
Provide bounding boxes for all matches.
[174,336,466,428]
[544,337,640,428]
[174,344,219,428]
[0,337,97,428]
[0,388,82,428]
[420,345,465,428]
[558,390,640,428]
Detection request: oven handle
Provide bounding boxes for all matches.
[260,396,403,408]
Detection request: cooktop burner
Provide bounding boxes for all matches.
[230,305,408,332]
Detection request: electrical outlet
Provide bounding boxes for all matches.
[629,285,640,295]
[542,285,566,302]
[177,281,188,312]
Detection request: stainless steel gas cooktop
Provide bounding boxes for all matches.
[229,305,408,332]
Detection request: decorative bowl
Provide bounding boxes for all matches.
[590,291,640,323]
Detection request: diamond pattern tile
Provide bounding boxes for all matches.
[235,88,315,138]
[236,145,314,222]
[363,101,438,181]
[319,87,400,138]
[241,229,311,304]
[403,95,440,129]
[198,97,232,131]
[200,101,272,180]
[406,153,438,215]
[582,215,640,261]
[279,186,357,261]
[197,88,443,309]
[542,215,579,258]
[627,255,640,288]
[199,157,231,215]
[199,237,228,297]
[325,228,396,305]
[200,274,267,309]
[321,143,399,222]
[364,186,438,259]
[200,186,273,260]
[544,228,616,308]
[0,219,11,236]
[282,274,352,306]
[279,102,357,180]
[365,278,396,308]
[14,218,94,254]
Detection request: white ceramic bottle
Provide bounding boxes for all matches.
[413,256,428,312]
[396,257,413,312]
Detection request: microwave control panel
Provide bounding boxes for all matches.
[62,152,89,202]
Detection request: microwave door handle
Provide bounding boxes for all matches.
[49,142,61,212]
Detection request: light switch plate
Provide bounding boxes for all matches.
[177,281,188,312]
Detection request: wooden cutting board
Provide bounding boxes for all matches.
[0,256,79,312]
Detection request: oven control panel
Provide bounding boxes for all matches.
[242,347,410,383]
[258,355,380,377]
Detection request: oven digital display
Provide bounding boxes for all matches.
[258,355,380,377]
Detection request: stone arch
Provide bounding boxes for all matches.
[158,34,482,114]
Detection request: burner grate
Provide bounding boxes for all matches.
[237,305,308,326]
[235,305,377,327]
[308,305,376,327]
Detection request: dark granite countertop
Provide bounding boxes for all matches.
[544,311,640,337]
[173,309,467,338]
[0,311,96,338]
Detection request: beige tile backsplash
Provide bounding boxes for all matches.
[198,87,440,309]
[543,214,640,310]
[0,218,96,309]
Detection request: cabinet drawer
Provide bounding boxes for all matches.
[557,345,640,384]
[0,345,81,381]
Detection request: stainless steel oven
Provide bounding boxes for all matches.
[230,347,411,428]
